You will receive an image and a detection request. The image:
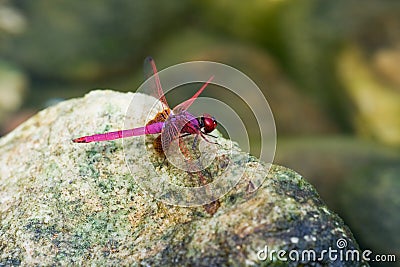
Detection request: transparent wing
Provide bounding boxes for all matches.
[173,76,214,113]
[143,56,170,111]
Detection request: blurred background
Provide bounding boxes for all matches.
[0,0,399,265]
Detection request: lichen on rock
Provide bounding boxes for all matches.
[0,90,366,266]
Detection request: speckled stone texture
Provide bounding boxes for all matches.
[0,90,366,266]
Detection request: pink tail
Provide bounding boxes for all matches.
[72,122,164,143]
[72,128,143,143]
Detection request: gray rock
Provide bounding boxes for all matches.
[0,91,366,266]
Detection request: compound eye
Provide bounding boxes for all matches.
[202,114,217,133]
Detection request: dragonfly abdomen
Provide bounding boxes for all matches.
[72,123,163,143]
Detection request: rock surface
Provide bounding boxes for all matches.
[0,91,365,266]
[275,137,400,262]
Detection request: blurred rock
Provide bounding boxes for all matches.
[335,5,400,147]
[0,61,28,125]
[373,47,400,89]
[0,109,35,136]
[275,136,400,261]
[0,91,364,266]
[0,3,26,35]
[0,0,190,81]
[196,46,339,137]
[338,45,400,146]
[339,163,400,264]
[198,0,353,129]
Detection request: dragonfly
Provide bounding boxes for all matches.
[73,57,221,214]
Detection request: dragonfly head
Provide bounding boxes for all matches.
[200,113,217,133]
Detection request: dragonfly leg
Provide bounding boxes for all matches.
[205,133,218,139]
[200,132,219,145]
[179,133,191,139]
